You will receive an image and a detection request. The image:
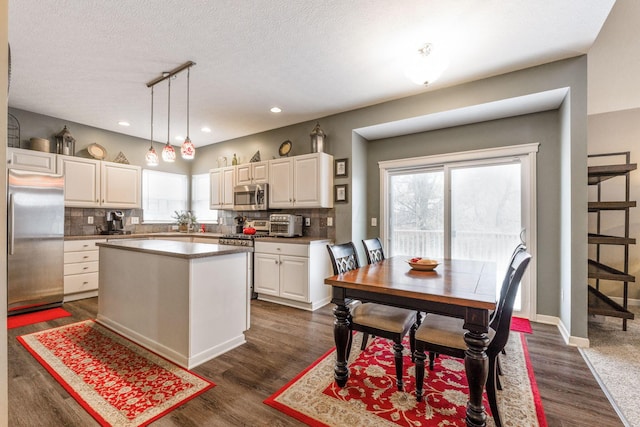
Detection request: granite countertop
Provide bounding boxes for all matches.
[96,239,252,259]
[255,236,332,245]
[65,232,223,241]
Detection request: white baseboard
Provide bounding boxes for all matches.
[533,314,590,347]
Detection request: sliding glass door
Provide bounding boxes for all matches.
[450,161,524,311]
[381,145,537,318]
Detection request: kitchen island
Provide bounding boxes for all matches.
[96,239,252,369]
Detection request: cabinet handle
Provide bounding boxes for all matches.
[83,255,89,259]
[83,281,89,285]
[96,199,99,203]
[83,267,89,270]
[275,260,279,264]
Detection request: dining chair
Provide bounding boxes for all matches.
[362,237,423,360]
[413,248,531,427]
[362,237,385,264]
[327,242,418,391]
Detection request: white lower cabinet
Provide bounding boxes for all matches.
[253,240,332,311]
[64,239,105,301]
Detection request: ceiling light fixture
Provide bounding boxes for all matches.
[180,67,195,160]
[145,61,196,163]
[118,121,130,127]
[270,107,282,113]
[405,43,448,86]
[144,86,159,166]
[201,126,211,133]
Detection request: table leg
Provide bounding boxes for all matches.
[333,303,350,387]
[464,328,490,427]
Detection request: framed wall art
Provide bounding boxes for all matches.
[334,184,348,203]
[335,158,348,177]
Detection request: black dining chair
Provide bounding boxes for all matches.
[413,248,531,427]
[362,237,385,264]
[327,242,418,391]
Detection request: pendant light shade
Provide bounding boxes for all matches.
[145,86,159,166]
[162,75,176,162]
[181,67,195,160]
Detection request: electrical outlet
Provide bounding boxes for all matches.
[371,217,377,227]
[305,217,311,227]
[131,217,139,224]
[327,217,333,227]
[87,216,94,225]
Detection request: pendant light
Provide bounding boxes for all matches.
[145,61,195,164]
[180,67,195,160]
[162,75,176,162]
[145,86,159,166]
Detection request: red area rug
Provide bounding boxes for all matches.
[18,320,214,426]
[7,307,72,329]
[265,332,546,427]
[511,316,533,334]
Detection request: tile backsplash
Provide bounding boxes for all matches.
[65,207,335,240]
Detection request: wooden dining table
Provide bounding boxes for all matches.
[324,256,497,427]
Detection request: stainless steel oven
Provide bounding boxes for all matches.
[233,184,268,211]
[219,220,270,300]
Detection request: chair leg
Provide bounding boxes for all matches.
[410,325,417,363]
[487,355,502,427]
[414,348,426,402]
[360,333,370,351]
[393,341,404,391]
[496,356,503,391]
[428,352,436,371]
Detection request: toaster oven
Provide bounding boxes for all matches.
[269,214,303,237]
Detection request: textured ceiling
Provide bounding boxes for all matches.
[8,0,615,147]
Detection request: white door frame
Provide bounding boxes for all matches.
[379,143,539,319]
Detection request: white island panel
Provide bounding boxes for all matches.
[97,240,250,369]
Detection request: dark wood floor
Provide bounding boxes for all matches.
[8,298,623,426]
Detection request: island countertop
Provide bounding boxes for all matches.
[96,239,252,259]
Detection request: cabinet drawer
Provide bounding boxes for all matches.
[254,241,309,257]
[64,240,104,252]
[64,250,99,264]
[64,261,99,275]
[64,272,99,294]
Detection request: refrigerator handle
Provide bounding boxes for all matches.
[8,193,15,255]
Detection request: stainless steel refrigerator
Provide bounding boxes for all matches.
[7,169,65,315]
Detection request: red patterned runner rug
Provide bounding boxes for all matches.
[18,320,215,426]
[7,307,72,329]
[266,332,546,427]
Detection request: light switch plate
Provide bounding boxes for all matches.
[87,216,94,225]
[371,217,377,227]
[305,217,311,226]
[327,217,333,227]
[131,217,139,224]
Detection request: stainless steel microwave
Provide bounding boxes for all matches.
[233,184,268,211]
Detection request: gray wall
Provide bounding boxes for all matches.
[366,111,562,318]
[8,108,191,175]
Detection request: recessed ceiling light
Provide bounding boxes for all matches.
[118,121,130,127]
[270,107,282,113]
[201,127,211,133]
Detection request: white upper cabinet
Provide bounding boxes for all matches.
[101,162,141,208]
[235,161,269,185]
[210,166,235,209]
[268,152,333,209]
[7,147,57,173]
[57,156,141,208]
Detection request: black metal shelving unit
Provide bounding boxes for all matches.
[588,152,636,330]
